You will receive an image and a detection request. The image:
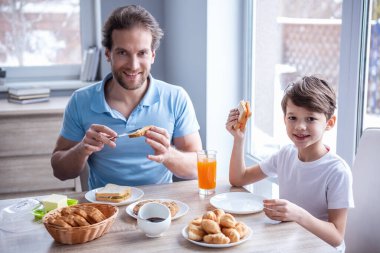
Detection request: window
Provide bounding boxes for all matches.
[0,0,80,67]
[0,0,96,84]
[248,0,342,161]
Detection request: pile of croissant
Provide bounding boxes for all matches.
[187,209,250,244]
[46,205,106,228]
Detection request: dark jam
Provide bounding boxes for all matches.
[146,217,165,223]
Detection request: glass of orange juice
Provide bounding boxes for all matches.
[197,150,217,195]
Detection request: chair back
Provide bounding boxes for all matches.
[345,128,380,252]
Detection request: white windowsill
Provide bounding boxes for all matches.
[0,80,95,92]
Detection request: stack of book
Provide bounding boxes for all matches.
[7,87,50,104]
[80,46,100,82]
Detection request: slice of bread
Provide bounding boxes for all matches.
[128,125,153,138]
[95,183,131,203]
[233,100,252,131]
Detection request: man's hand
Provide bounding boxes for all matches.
[79,124,117,156]
[144,126,171,164]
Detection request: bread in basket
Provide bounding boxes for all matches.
[42,203,118,244]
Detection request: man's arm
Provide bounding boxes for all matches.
[145,126,202,179]
[166,132,202,179]
[51,136,88,180]
[51,124,117,181]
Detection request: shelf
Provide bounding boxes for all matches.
[0,96,70,116]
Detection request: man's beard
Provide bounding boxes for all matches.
[113,70,148,91]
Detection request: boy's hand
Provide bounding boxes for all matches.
[226,108,245,139]
[263,199,306,223]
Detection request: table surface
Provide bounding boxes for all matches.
[0,180,336,253]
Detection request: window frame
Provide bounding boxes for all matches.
[336,0,370,166]
[243,0,276,196]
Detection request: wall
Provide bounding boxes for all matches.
[163,0,207,151]
[206,0,244,179]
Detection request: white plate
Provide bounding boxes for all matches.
[85,186,144,206]
[126,199,189,220]
[182,225,252,248]
[210,192,265,214]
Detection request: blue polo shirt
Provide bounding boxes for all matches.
[61,73,200,189]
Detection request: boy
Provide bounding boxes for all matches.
[226,76,354,250]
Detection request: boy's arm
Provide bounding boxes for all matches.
[226,108,267,186]
[264,199,347,247]
[228,132,267,186]
[298,208,347,247]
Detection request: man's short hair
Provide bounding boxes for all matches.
[102,5,164,51]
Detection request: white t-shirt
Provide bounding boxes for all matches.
[259,144,354,221]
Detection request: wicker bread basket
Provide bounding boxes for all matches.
[43,203,118,244]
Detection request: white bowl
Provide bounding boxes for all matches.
[137,202,171,237]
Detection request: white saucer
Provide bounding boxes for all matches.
[210,192,265,214]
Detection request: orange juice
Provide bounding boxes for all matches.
[197,159,217,190]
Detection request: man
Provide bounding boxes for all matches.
[51,5,202,189]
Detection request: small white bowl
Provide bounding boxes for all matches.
[137,202,171,237]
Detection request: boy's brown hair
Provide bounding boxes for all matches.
[281,76,337,120]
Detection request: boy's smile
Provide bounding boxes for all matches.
[293,133,311,142]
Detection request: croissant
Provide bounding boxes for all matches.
[220,213,236,228]
[48,217,71,228]
[72,208,90,221]
[222,228,240,243]
[81,206,106,223]
[60,214,79,227]
[213,209,225,223]
[188,224,206,241]
[235,221,249,238]
[60,207,73,216]
[133,200,153,215]
[201,219,221,234]
[203,233,230,244]
[164,201,180,217]
[72,214,91,226]
[189,217,202,226]
[202,211,218,222]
